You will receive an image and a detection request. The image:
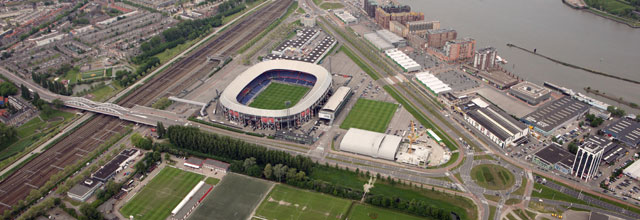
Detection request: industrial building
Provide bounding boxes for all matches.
[522,96,590,136]
[340,128,402,161]
[469,70,518,90]
[509,81,551,105]
[624,159,640,180]
[334,10,357,25]
[602,143,626,165]
[376,29,406,47]
[426,29,457,48]
[415,72,451,95]
[384,49,421,72]
[267,32,336,64]
[473,47,497,71]
[319,87,352,125]
[67,178,103,202]
[603,118,640,147]
[531,143,575,174]
[364,32,394,51]
[462,98,529,148]
[573,136,609,181]
[184,157,204,169]
[92,149,140,182]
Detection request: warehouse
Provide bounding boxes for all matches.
[463,98,529,148]
[384,49,421,72]
[415,72,451,95]
[522,96,589,136]
[92,149,139,182]
[67,178,103,202]
[340,128,402,161]
[334,10,357,25]
[376,30,406,47]
[624,160,640,180]
[319,87,352,125]
[364,32,394,51]
[603,118,640,147]
[509,81,551,105]
[531,143,574,174]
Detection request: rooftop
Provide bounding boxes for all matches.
[204,158,230,169]
[376,29,406,44]
[465,102,527,141]
[93,154,128,181]
[510,81,551,99]
[427,28,455,35]
[476,70,518,88]
[186,157,204,166]
[534,143,573,165]
[68,178,102,197]
[603,118,640,146]
[522,96,590,132]
[321,87,351,112]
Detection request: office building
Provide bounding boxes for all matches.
[509,81,551,105]
[572,136,608,181]
[531,143,575,174]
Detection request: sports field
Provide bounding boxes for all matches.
[340,98,397,133]
[189,173,273,220]
[249,82,310,110]
[253,184,352,220]
[120,167,203,220]
[470,164,515,190]
[347,204,425,220]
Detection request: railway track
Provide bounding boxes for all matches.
[0,0,292,214]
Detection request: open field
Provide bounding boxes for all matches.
[532,183,589,206]
[320,2,344,10]
[347,204,425,220]
[310,166,367,190]
[470,164,515,190]
[249,82,310,110]
[340,98,397,133]
[253,184,351,220]
[120,167,204,220]
[190,173,273,220]
[0,110,74,161]
[204,177,220,185]
[81,69,106,80]
[89,83,123,102]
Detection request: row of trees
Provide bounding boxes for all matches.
[31,73,73,96]
[0,81,17,96]
[607,105,626,117]
[0,123,18,151]
[166,125,314,174]
[366,195,452,220]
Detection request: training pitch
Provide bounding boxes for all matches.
[340,98,397,133]
[348,204,425,220]
[120,167,203,220]
[189,173,273,220]
[248,82,310,110]
[253,184,352,220]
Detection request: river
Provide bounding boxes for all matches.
[399,0,640,113]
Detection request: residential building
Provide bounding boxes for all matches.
[473,47,497,71]
[426,29,456,48]
[406,20,439,36]
[429,38,476,63]
[364,0,377,18]
[389,20,408,37]
[374,6,423,29]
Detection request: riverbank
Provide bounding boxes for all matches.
[562,0,640,28]
[584,87,640,110]
[506,43,640,85]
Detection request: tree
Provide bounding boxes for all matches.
[0,123,17,145]
[79,204,103,220]
[131,133,153,150]
[263,163,273,179]
[157,122,166,138]
[20,84,31,100]
[607,106,626,117]
[273,164,285,182]
[243,157,256,171]
[41,104,53,116]
[53,98,64,108]
[568,142,578,154]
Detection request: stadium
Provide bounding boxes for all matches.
[218,60,332,129]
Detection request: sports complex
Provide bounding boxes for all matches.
[218,60,332,129]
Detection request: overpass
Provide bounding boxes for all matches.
[0,67,187,127]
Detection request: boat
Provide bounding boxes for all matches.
[496,55,508,64]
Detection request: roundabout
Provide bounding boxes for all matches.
[470,164,515,191]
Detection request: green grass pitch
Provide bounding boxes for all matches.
[190,173,273,220]
[120,167,203,220]
[248,82,310,110]
[253,184,352,220]
[340,98,397,133]
[347,204,425,220]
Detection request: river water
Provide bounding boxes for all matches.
[399,0,640,112]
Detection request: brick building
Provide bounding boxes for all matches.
[374,6,423,29]
[428,38,476,64]
[426,29,457,49]
[406,20,440,36]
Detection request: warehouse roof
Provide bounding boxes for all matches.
[340,128,401,161]
[603,118,640,147]
[624,160,640,180]
[534,143,573,165]
[68,178,102,198]
[465,102,527,141]
[364,33,393,50]
[322,87,351,112]
[376,29,405,45]
[522,96,589,132]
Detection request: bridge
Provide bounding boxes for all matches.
[0,68,188,127]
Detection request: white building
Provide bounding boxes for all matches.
[203,158,230,173]
[384,49,421,72]
[572,136,608,181]
[319,87,352,125]
[463,98,529,148]
[624,160,640,180]
[334,10,357,25]
[340,128,402,160]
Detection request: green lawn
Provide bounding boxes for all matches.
[61,68,80,84]
[204,177,220,185]
[89,83,122,102]
[473,155,496,161]
[348,204,425,220]
[320,2,344,10]
[249,82,310,110]
[0,110,74,161]
[254,184,352,220]
[81,69,106,80]
[470,164,515,190]
[310,165,367,190]
[484,194,501,203]
[488,205,496,220]
[120,167,204,220]
[340,98,397,133]
[532,183,590,206]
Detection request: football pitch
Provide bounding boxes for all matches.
[340,98,397,133]
[120,167,203,220]
[189,173,273,220]
[252,184,352,220]
[347,204,425,220]
[249,82,310,110]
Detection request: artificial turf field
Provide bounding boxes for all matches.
[253,184,352,220]
[189,173,273,220]
[348,204,426,220]
[340,98,397,133]
[120,167,203,220]
[248,82,310,110]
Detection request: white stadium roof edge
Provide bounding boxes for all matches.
[340,128,402,161]
[219,60,332,118]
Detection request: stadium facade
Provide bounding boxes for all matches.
[218,60,332,129]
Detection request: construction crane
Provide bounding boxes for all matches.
[406,121,426,153]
